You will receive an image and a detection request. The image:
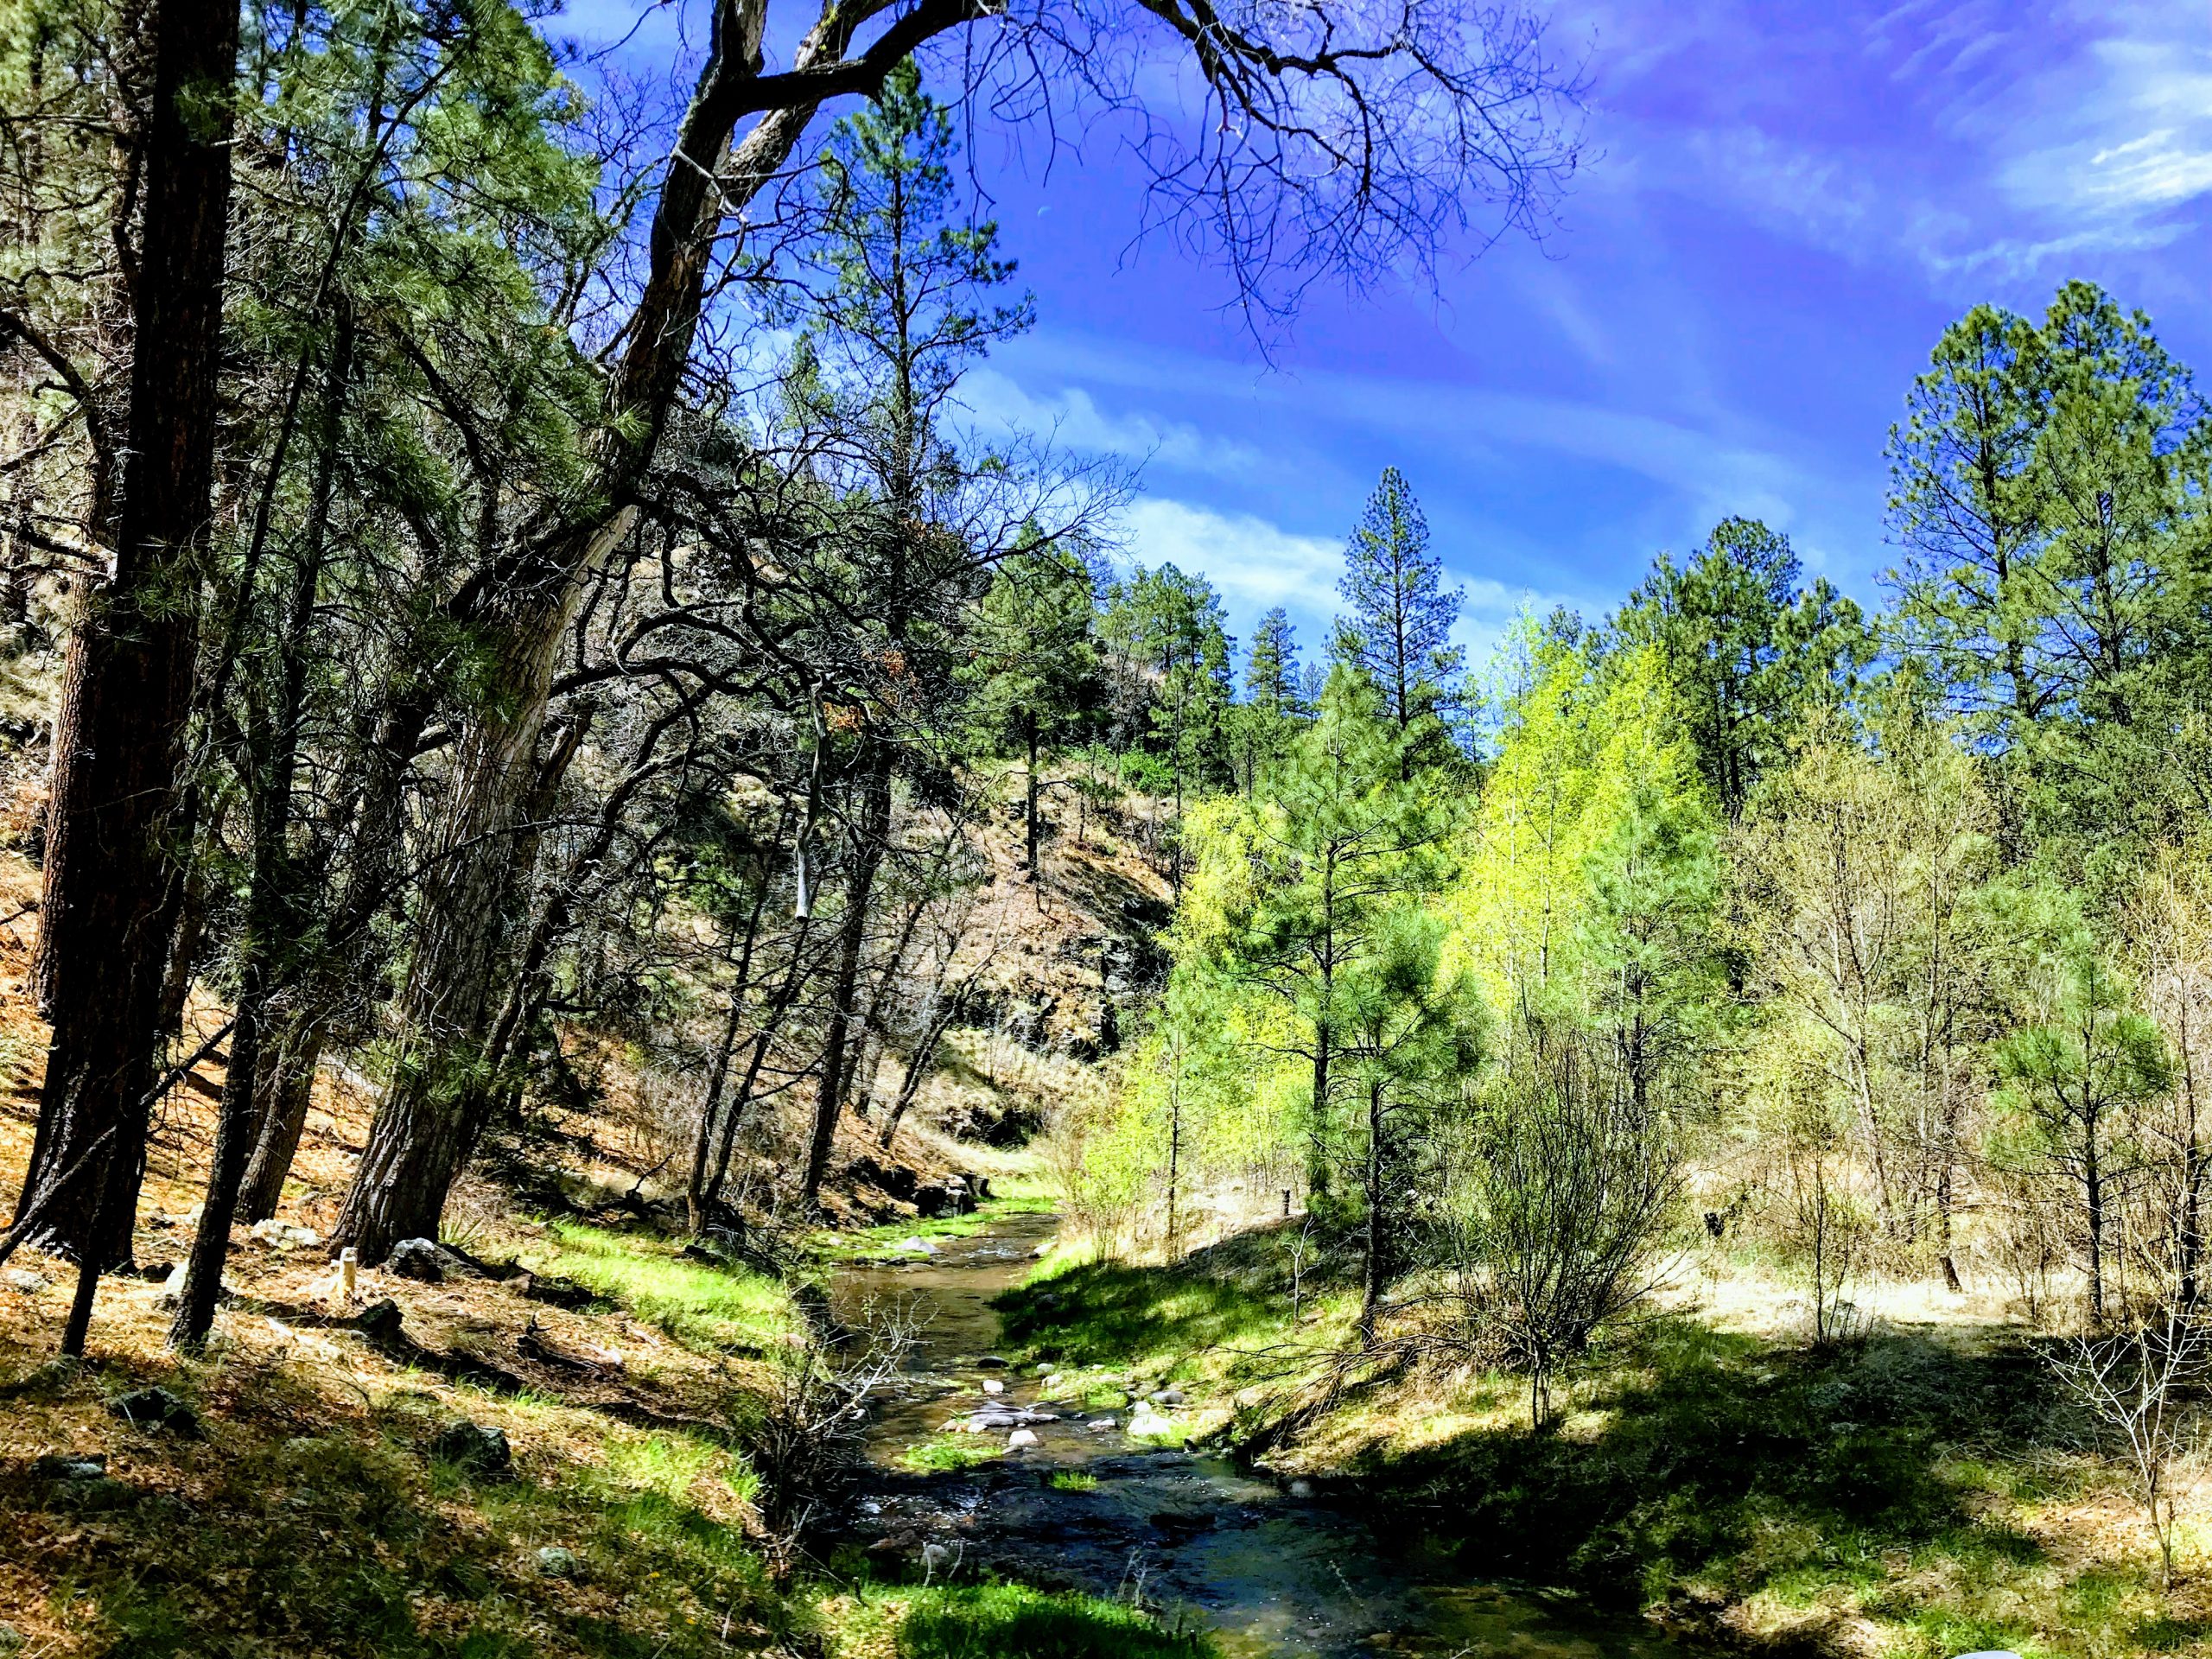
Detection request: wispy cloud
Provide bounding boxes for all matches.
[1122,499,1342,621]
[961,369,1261,478]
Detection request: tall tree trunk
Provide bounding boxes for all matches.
[330,594,574,1260]
[327,0,914,1258]
[238,1014,321,1222]
[800,741,893,1205]
[1024,709,1040,884]
[17,0,236,1314]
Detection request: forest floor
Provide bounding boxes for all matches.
[994,1222,2212,1659]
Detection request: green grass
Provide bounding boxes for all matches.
[814,1193,1060,1261]
[901,1434,1006,1474]
[522,1221,794,1350]
[836,1582,1216,1659]
[998,1229,2208,1659]
[1048,1471,1099,1492]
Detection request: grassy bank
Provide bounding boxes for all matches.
[0,1216,1201,1658]
[994,1223,2212,1659]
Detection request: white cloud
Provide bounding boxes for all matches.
[1121,497,1578,671]
[1122,499,1343,617]
[960,369,1261,477]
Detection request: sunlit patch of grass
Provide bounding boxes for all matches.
[895,1583,1215,1658]
[1049,1471,1098,1492]
[901,1434,1007,1473]
[607,1430,760,1510]
[817,1194,1060,1261]
[524,1221,793,1351]
[823,1581,1215,1659]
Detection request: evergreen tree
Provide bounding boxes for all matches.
[1245,607,1302,714]
[1612,517,1869,820]
[1230,606,1304,793]
[967,538,1102,887]
[1334,467,1465,728]
[1179,667,1457,1197]
[1886,282,2212,864]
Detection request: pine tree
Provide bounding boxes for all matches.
[967,539,1101,887]
[1612,518,1868,820]
[1244,607,1301,715]
[1333,467,1464,728]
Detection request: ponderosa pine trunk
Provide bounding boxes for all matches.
[239,1018,321,1221]
[18,0,236,1308]
[800,741,893,1206]
[327,0,926,1260]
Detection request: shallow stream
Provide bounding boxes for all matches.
[830,1211,1707,1659]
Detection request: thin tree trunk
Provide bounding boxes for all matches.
[800,741,893,1205]
[1359,1077,1387,1346]
[327,0,917,1258]
[19,0,237,1306]
[239,1019,321,1222]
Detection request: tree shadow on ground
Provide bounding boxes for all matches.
[1352,1318,2068,1652]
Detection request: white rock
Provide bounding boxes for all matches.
[1007,1428,1039,1449]
[981,1378,1005,1395]
[1287,1478,1315,1499]
[895,1236,938,1254]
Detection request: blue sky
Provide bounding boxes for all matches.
[560,0,2212,672]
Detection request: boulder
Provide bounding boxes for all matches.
[33,1453,106,1481]
[535,1545,580,1579]
[108,1386,200,1438]
[1006,1428,1039,1449]
[355,1298,404,1339]
[3,1268,49,1293]
[434,1421,512,1476]
[1149,1386,1186,1407]
[975,1355,1009,1370]
[981,1379,1005,1396]
[388,1237,447,1282]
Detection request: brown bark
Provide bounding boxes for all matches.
[800,739,893,1205]
[331,0,966,1260]
[17,0,237,1306]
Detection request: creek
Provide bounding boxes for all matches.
[830,1208,1706,1659]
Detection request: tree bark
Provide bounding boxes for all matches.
[17,0,236,1301]
[800,739,893,1205]
[328,0,941,1258]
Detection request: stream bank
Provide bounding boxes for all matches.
[830,1210,1700,1659]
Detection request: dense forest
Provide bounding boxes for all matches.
[7,0,2212,1655]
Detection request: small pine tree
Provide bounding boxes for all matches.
[1334,467,1465,728]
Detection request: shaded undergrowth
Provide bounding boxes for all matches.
[999,1230,2212,1659]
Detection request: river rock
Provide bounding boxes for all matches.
[975,1355,1008,1370]
[1287,1478,1315,1498]
[1086,1417,1117,1431]
[389,1237,447,1281]
[962,1407,1057,1431]
[1007,1428,1039,1449]
[1127,1404,1173,1439]
[981,1378,1004,1395]
[1149,1386,1186,1406]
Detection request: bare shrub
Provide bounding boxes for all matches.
[746,1297,917,1577]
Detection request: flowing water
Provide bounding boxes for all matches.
[830,1211,1706,1659]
